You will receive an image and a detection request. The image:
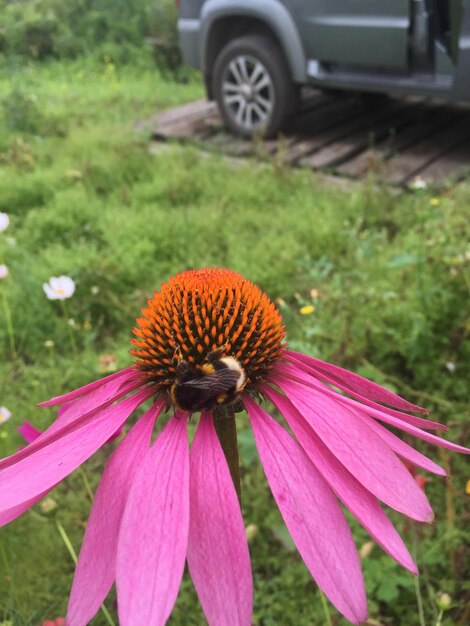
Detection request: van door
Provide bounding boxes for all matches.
[451,0,470,99]
[449,0,464,62]
[288,0,410,71]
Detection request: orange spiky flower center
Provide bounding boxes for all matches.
[131,268,286,390]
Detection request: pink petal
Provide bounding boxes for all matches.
[279,362,469,455]
[360,414,446,476]
[57,402,73,417]
[0,491,51,527]
[278,363,469,453]
[0,378,142,472]
[244,396,367,625]
[274,376,434,522]
[278,360,445,431]
[38,367,137,406]
[43,377,142,428]
[106,424,124,443]
[17,420,42,444]
[347,400,470,455]
[286,350,428,414]
[0,388,153,512]
[66,399,165,626]
[332,392,446,432]
[116,415,190,626]
[262,385,417,574]
[187,412,253,626]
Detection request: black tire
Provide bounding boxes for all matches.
[212,34,297,139]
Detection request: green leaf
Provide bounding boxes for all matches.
[376,579,400,602]
[387,253,419,268]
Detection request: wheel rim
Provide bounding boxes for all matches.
[221,54,274,132]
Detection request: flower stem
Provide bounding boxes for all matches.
[319,590,332,626]
[56,519,116,626]
[79,466,95,502]
[438,447,457,578]
[214,406,242,505]
[414,574,426,626]
[60,300,77,355]
[56,519,77,563]
[1,287,17,359]
[412,528,426,626]
[0,540,21,611]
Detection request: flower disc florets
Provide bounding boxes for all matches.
[131,268,286,391]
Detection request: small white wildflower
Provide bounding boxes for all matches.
[43,276,76,300]
[445,361,456,373]
[409,176,428,190]
[0,407,12,424]
[0,264,8,279]
[91,285,100,295]
[0,213,9,232]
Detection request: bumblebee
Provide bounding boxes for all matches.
[170,349,246,412]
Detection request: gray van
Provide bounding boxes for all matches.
[178,0,470,137]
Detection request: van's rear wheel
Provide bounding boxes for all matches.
[212,35,297,139]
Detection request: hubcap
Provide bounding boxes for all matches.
[221,55,274,132]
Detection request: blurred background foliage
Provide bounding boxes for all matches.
[0,0,182,71]
[0,1,469,625]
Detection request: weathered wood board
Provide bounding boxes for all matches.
[143,90,470,186]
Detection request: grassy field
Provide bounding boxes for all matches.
[1,49,469,626]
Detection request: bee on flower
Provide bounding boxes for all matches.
[0,268,468,626]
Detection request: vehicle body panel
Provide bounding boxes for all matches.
[452,1,470,97]
[286,0,410,70]
[178,0,470,101]
[182,0,308,82]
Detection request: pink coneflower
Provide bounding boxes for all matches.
[0,268,468,626]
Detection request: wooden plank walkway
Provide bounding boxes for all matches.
[143,90,470,186]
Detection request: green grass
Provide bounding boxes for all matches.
[0,50,469,626]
